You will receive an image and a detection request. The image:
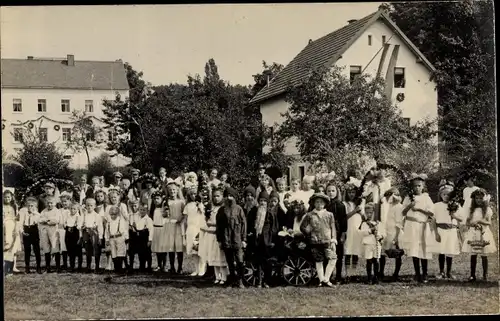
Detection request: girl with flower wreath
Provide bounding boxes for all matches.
[462,188,497,282]
[432,181,464,280]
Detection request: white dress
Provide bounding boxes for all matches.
[380,203,404,251]
[198,205,226,267]
[183,202,205,256]
[344,201,363,256]
[462,207,497,254]
[401,193,437,259]
[433,202,462,255]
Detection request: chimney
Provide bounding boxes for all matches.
[27,56,34,60]
[67,54,75,66]
[348,19,357,24]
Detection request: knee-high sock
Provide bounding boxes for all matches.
[372,258,379,278]
[438,254,445,273]
[446,256,453,275]
[394,257,402,277]
[379,255,386,276]
[470,255,477,277]
[366,259,372,279]
[421,259,428,276]
[412,257,420,276]
[481,256,488,278]
[315,262,325,282]
[177,252,183,272]
[45,253,51,269]
[324,259,337,282]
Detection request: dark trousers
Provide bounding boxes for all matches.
[65,227,82,270]
[223,247,245,284]
[129,229,152,272]
[23,225,41,271]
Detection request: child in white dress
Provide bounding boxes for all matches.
[183,188,206,276]
[433,182,463,280]
[401,174,437,283]
[359,203,385,284]
[379,188,404,281]
[462,188,497,282]
[199,188,228,284]
[343,184,363,279]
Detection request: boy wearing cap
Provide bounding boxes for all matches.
[247,190,279,288]
[19,197,42,273]
[300,193,337,287]
[216,186,247,288]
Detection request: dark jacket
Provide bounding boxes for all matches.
[247,206,278,248]
[216,204,247,250]
[327,198,347,242]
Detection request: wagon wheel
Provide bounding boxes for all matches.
[243,261,263,286]
[281,256,314,286]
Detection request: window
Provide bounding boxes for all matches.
[368,35,372,46]
[394,67,406,88]
[85,100,94,113]
[403,117,410,127]
[13,128,23,142]
[38,99,47,112]
[382,35,387,44]
[349,65,362,84]
[108,130,116,142]
[61,99,71,112]
[39,128,48,141]
[298,165,305,182]
[13,99,22,112]
[86,132,95,141]
[62,128,71,141]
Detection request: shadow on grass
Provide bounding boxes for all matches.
[101,272,499,289]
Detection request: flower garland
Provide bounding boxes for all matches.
[20,177,74,205]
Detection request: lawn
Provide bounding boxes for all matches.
[4,218,500,319]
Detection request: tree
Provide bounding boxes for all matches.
[388,1,496,179]
[67,110,105,167]
[277,65,437,167]
[13,123,72,194]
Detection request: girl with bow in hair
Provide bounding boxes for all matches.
[462,188,496,282]
[433,181,464,280]
[401,173,437,284]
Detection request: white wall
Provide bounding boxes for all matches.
[1,87,130,169]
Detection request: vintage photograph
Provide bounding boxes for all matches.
[1,2,498,319]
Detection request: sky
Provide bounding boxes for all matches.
[1,3,382,87]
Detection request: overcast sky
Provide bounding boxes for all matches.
[1,3,382,86]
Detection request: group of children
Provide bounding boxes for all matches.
[3,166,497,288]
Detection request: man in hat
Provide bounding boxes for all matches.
[216,186,247,288]
[301,192,337,287]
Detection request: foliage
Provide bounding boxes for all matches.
[12,123,72,197]
[277,65,437,168]
[103,59,263,190]
[388,0,496,183]
[67,110,105,167]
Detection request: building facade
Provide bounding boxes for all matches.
[251,10,438,182]
[1,55,130,169]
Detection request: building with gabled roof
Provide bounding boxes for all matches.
[1,54,130,169]
[252,9,438,183]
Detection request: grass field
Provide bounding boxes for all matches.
[5,219,500,319]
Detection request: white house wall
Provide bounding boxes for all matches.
[1,88,130,169]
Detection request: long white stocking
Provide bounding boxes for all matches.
[324,259,337,282]
[315,262,325,283]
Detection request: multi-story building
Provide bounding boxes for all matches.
[1,54,130,168]
[250,9,438,182]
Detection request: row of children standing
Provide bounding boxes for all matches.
[3,167,497,287]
